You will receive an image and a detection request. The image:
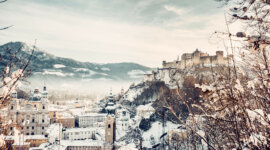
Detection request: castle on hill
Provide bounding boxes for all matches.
[144,49,232,82]
[162,49,232,69]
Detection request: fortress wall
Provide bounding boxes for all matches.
[200,53,209,57]
[181,53,192,60]
[200,56,211,65]
[163,61,176,68]
[192,52,201,65]
[163,50,231,69]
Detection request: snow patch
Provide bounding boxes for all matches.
[119,143,138,150]
[136,103,155,119]
[42,70,74,77]
[101,67,110,71]
[124,86,146,102]
[74,68,89,72]
[54,64,65,68]
[128,70,145,78]
[142,121,178,148]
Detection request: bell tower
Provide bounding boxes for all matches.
[105,115,115,144]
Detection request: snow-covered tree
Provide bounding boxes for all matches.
[125,126,143,149]
[161,0,270,149]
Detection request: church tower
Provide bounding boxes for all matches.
[105,91,116,115]
[105,115,115,144]
[42,84,48,99]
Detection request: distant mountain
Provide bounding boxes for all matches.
[0,42,152,94]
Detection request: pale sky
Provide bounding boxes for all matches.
[0,0,230,67]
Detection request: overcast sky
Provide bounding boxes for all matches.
[0,0,231,67]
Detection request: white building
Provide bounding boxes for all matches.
[77,113,106,128]
[6,86,50,136]
[116,108,130,131]
[39,139,104,150]
[45,123,62,143]
[62,127,97,140]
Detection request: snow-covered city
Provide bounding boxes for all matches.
[0,0,270,150]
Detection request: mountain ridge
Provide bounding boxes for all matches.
[0,41,152,81]
[0,41,153,94]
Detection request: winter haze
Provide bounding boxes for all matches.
[0,0,228,68]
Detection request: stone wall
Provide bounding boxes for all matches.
[162,50,231,69]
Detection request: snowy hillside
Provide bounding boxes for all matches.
[0,42,152,94]
[104,66,216,149]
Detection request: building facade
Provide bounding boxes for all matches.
[62,128,97,141]
[77,113,106,128]
[5,86,50,136]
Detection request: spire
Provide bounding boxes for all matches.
[43,81,46,92]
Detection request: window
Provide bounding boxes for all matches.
[122,111,126,116]
[32,126,34,130]
[11,106,13,110]
[22,119,24,123]
[27,126,29,129]
[108,124,111,128]
[34,105,36,107]
[42,119,45,123]
[32,119,35,123]
[26,133,29,135]
[31,132,34,135]
[43,105,45,109]
[10,127,13,130]
[42,126,44,130]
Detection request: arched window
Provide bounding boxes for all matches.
[11,106,13,110]
[108,124,111,128]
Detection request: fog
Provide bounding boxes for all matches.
[22,75,141,101]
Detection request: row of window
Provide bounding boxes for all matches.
[10,105,47,110]
[11,126,45,130]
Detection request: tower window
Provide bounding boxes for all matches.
[43,106,45,109]
[108,124,111,128]
[11,106,13,110]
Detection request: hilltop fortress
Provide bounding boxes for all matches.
[162,49,231,69]
[144,49,232,82]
